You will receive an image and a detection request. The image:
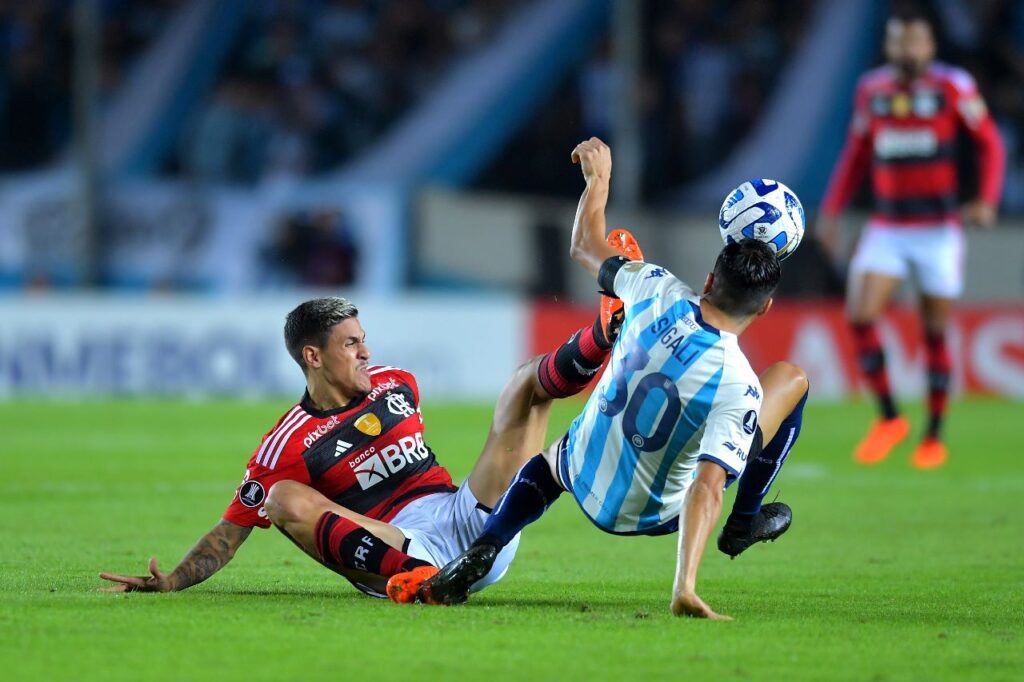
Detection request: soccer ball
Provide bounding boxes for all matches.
[718,179,805,261]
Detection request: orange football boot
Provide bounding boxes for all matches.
[600,228,645,343]
[853,416,910,465]
[386,565,438,604]
[910,437,948,470]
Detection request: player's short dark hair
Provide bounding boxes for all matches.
[706,240,781,318]
[889,3,933,28]
[284,297,359,374]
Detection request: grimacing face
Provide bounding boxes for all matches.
[885,18,935,80]
[311,317,372,397]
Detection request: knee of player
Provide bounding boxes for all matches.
[499,356,546,403]
[265,480,305,526]
[518,356,544,382]
[772,361,809,398]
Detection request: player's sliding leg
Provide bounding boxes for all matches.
[911,294,953,469]
[718,362,808,558]
[423,321,614,602]
[264,480,434,600]
[389,319,611,604]
[847,271,909,464]
[398,230,644,603]
[463,327,604,510]
[466,229,643,509]
[403,334,604,604]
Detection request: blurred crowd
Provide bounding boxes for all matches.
[641,0,813,196]
[477,0,1024,207]
[0,0,183,171]
[173,0,518,184]
[4,0,1024,204]
[261,207,359,287]
[475,0,813,200]
[930,0,1024,210]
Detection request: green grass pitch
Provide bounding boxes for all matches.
[2,398,1022,681]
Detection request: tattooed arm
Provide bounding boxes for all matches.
[98,520,252,592]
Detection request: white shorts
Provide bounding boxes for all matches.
[849,221,965,298]
[390,480,520,594]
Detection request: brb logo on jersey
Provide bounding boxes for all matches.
[350,433,431,490]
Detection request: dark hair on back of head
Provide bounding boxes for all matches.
[890,2,932,26]
[284,297,358,374]
[706,240,781,318]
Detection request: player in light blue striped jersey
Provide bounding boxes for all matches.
[412,138,809,619]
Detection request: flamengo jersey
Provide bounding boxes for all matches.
[562,261,761,534]
[822,62,1005,225]
[223,366,455,529]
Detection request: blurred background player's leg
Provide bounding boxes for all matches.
[847,270,909,464]
[913,294,954,469]
[719,362,808,558]
[906,224,964,470]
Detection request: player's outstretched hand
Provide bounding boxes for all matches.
[962,199,997,229]
[671,590,733,621]
[571,137,611,183]
[98,557,174,593]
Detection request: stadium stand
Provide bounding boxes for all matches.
[171,0,523,183]
[0,0,185,171]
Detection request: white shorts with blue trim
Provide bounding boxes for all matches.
[390,480,520,593]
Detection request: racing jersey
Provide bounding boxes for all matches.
[562,260,761,534]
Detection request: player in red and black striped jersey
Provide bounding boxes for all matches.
[817,8,1005,469]
[99,281,630,598]
[222,364,452,531]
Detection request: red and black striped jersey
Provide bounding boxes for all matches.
[223,365,455,529]
[822,62,1005,226]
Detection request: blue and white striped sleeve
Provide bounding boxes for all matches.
[696,381,762,484]
[609,260,686,308]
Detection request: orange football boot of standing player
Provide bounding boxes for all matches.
[910,437,948,470]
[853,416,911,464]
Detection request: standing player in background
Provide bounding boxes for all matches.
[818,8,1005,469]
[401,139,809,619]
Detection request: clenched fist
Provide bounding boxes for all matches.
[571,137,612,183]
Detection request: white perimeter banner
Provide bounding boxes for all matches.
[0,295,527,400]
[0,172,405,292]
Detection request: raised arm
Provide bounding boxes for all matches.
[671,461,730,620]
[99,520,252,593]
[569,137,627,278]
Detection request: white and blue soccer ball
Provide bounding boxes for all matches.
[718,179,805,261]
